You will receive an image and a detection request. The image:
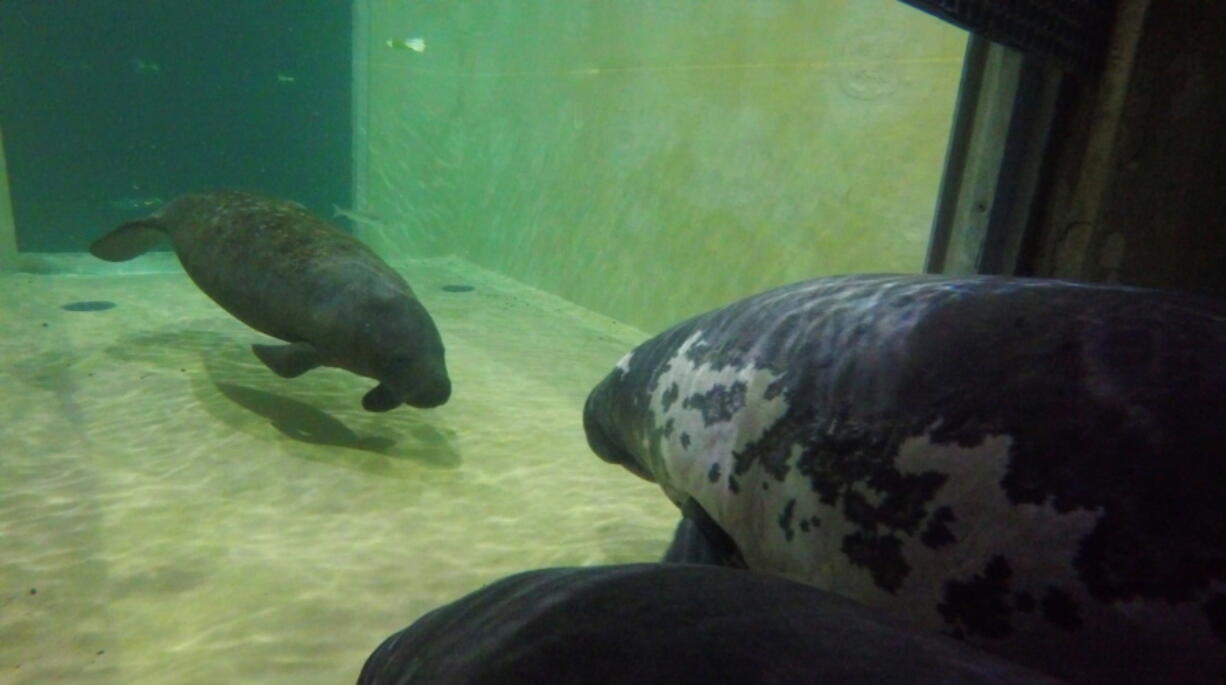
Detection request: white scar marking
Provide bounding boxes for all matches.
[644,331,789,520]
[614,350,635,373]
[890,430,1103,625]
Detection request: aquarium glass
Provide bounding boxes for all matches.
[358,0,966,330]
[0,1,966,682]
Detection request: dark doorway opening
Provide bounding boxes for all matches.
[0,1,352,252]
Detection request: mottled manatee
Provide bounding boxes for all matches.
[583,274,1226,684]
[90,190,450,411]
[358,564,1060,684]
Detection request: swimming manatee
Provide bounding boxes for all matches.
[357,563,1061,684]
[583,274,1226,684]
[90,190,450,411]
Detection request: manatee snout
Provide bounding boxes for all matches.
[583,381,653,482]
[374,355,450,410]
[402,370,451,408]
[358,297,452,411]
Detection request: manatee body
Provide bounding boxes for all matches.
[358,563,1060,684]
[583,274,1226,684]
[90,190,450,411]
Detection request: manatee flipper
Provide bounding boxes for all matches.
[89,219,168,261]
[362,384,402,412]
[663,498,747,568]
[252,342,321,378]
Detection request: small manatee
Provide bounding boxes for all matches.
[90,190,450,411]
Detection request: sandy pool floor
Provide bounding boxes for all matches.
[0,255,678,684]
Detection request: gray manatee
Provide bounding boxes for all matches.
[90,190,450,411]
[358,563,1060,684]
[583,274,1226,684]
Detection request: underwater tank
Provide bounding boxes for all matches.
[8,1,1206,684]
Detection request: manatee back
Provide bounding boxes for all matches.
[359,564,1061,685]
[159,190,414,345]
[584,274,1226,684]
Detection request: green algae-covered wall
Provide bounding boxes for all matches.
[358,1,965,332]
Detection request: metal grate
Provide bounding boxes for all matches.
[899,0,1117,71]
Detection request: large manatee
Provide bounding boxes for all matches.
[583,274,1226,684]
[90,190,450,411]
[358,564,1060,684]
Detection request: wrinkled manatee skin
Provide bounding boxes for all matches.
[583,273,1226,684]
[358,564,1061,685]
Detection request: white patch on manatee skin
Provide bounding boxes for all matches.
[734,445,853,588]
[723,428,1110,672]
[643,332,788,521]
[891,430,1100,618]
[668,419,1225,681]
[614,349,635,374]
[890,431,1226,679]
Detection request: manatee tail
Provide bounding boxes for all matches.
[89,219,168,261]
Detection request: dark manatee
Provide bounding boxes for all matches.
[90,190,450,411]
[583,274,1226,684]
[358,564,1060,684]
